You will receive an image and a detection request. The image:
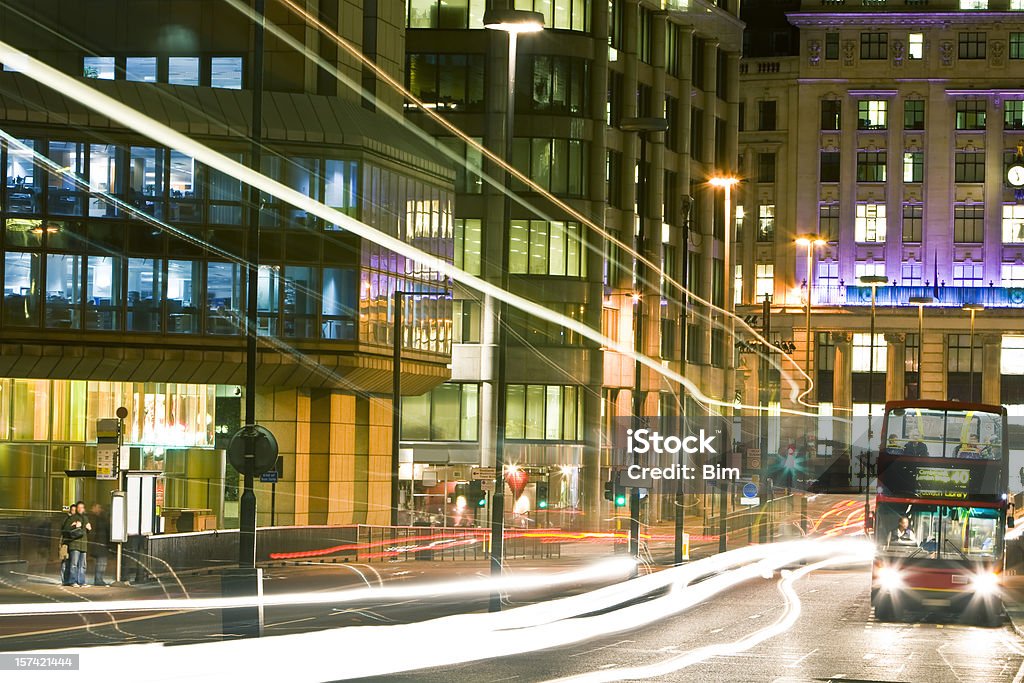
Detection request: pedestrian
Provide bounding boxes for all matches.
[60,501,91,588]
[57,505,74,585]
[88,503,110,586]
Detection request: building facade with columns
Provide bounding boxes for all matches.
[403,0,743,526]
[0,0,454,528]
[736,1,1024,480]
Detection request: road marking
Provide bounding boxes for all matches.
[785,648,818,668]
[0,610,182,640]
[710,627,724,633]
[1012,654,1024,683]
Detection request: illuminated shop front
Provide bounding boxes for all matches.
[0,378,218,518]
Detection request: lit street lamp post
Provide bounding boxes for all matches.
[620,116,668,563]
[795,235,826,396]
[484,8,543,612]
[963,303,985,401]
[709,176,738,555]
[859,274,888,523]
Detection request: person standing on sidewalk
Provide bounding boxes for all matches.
[88,502,110,586]
[57,505,74,585]
[61,501,91,587]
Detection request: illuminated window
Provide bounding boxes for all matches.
[855,203,886,243]
[734,205,745,239]
[755,263,774,300]
[734,265,743,304]
[817,261,839,289]
[819,203,839,241]
[125,57,157,82]
[857,100,887,130]
[903,152,923,183]
[168,57,199,85]
[909,33,923,60]
[757,204,775,242]
[403,383,479,442]
[901,262,922,286]
[960,0,988,9]
[953,262,984,287]
[514,0,588,31]
[508,220,587,277]
[1002,263,1024,286]
[505,384,584,441]
[454,218,482,275]
[855,261,885,280]
[852,333,886,373]
[83,56,114,80]
[1006,100,1024,130]
[1013,0,1024,9]
[210,57,242,89]
[1001,337,1024,374]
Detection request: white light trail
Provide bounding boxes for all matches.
[0,42,818,417]
[13,538,871,682]
[0,557,636,617]
[545,554,865,683]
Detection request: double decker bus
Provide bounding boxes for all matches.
[870,400,1014,626]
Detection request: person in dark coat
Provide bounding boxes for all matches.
[60,501,91,587]
[88,503,111,586]
[57,505,74,585]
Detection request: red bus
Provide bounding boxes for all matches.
[870,400,1014,626]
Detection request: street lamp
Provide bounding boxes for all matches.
[675,194,692,567]
[619,116,668,565]
[963,303,985,401]
[795,235,826,395]
[484,8,543,613]
[709,175,739,554]
[908,296,933,399]
[859,274,888,522]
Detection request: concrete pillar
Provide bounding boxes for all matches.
[885,332,906,402]
[833,332,853,452]
[982,333,1002,405]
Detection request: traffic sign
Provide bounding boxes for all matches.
[742,482,758,498]
[472,467,496,481]
[617,468,654,489]
[740,497,760,506]
[259,470,279,483]
[96,444,118,480]
[227,425,279,476]
[480,479,495,492]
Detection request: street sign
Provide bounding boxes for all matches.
[617,468,654,489]
[480,479,495,492]
[472,467,496,481]
[96,444,118,480]
[742,482,758,498]
[227,425,279,476]
[747,447,762,471]
[740,497,760,506]
[260,470,279,483]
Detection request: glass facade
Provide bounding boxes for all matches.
[0,137,453,347]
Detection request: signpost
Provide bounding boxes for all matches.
[472,467,496,481]
[740,481,760,507]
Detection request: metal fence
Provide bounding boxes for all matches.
[354,525,561,562]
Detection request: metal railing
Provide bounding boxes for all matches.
[813,284,1024,308]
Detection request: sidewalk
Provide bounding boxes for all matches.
[1003,574,1024,636]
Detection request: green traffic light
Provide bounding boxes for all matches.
[478,497,487,507]
[615,494,626,507]
[538,501,547,509]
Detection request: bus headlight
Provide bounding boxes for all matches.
[971,571,1000,595]
[877,566,904,592]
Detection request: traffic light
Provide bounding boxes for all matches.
[603,480,626,508]
[477,493,487,507]
[536,481,548,509]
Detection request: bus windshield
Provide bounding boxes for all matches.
[876,502,1002,561]
[883,407,1003,460]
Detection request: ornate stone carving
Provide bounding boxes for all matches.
[831,331,853,344]
[892,39,905,67]
[842,40,856,67]
[992,40,1005,67]
[808,39,821,67]
[885,332,906,344]
[940,40,954,67]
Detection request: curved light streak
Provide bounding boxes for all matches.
[0,42,820,417]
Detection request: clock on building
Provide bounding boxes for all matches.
[1008,164,1024,187]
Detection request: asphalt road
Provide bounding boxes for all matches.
[358,567,1024,683]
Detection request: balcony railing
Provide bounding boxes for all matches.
[812,285,1024,308]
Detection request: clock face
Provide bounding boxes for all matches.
[1009,165,1024,187]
